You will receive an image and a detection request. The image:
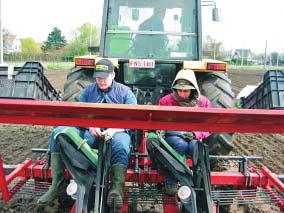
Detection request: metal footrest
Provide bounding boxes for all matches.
[212,188,284,206]
[12,179,51,197]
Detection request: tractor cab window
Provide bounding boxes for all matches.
[104,0,198,60]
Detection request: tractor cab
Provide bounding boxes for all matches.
[98,0,201,105]
[91,0,229,106]
[101,0,199,61]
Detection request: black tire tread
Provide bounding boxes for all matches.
[197,72,235,155]
[63,68,94,102]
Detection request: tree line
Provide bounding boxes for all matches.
[202,36,284,66]
[3,23,99,62]
[3,27,284,66]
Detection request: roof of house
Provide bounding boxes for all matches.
[7,35,17,44]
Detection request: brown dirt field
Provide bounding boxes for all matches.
[229,70,284,175]
[0,69,283,212]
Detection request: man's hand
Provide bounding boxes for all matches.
[89,127,102,137]
[101,128,124,141]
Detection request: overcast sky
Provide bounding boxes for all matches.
[203,0,284,53]
[2,0,284,53]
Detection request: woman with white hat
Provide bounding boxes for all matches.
[158,69,212,195]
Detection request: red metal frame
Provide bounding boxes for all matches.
[0,157,31,201]
[1,157,283,210]
[0,99,284,211]
[2,160,283,188]
[1,99,284,133]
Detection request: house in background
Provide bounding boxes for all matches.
[232,49,252,61]
[6,35,22,53]
[231,49,253,65]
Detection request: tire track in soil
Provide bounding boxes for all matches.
[233,133,284,174]
[0,125,52,164]
[228,70,264,96]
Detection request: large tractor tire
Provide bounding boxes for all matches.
[197,72,235,156]
[63,68,94,101]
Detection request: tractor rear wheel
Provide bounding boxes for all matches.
[63,67,94,101]
[197,72,235,156]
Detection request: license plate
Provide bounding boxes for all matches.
[129,59,155,68]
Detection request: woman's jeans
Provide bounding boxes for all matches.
[49,126,131,166]
[164,135,196,185]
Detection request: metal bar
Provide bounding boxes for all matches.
[138,132,150,177]
[264,186,284,211]
[213,194,280,200]
[212,188,283,206]
[0,156,11,201]
[209,155,263,161]
[9,177,29,197]
[3,163,280,189]
[3,161,283,191]
[5,160,31,185]
[210,171,269,186]
[1,99,284,133]
[94,139,104,213]
[216,200,277,205]
[0,159,31,202]
[106,30,197,36]
[261,167,284,192]
[31,148,49,153]
[130,153,148,157]
[212,190,281,196]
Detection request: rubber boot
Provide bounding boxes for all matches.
[107,164,127,213]
[37,153,66,205]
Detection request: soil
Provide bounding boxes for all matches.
[229,70,284,175]
[0,69,283,212]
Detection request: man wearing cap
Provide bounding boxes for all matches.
[38,59,137,212]
[158,69,211,195]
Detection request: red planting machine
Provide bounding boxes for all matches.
[0,0,284,212]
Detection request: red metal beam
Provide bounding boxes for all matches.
[6,163,277,188]
[1,99,284,133]
[211,171,269,187]
[261,167,284,192]
[5,160,31,185]
[0,156,11,201]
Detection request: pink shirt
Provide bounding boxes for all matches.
[159,93,212,140]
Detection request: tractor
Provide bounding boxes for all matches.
[0,0,284,212]
[64,0,234,157]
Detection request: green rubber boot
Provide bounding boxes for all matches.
[37,153,66,205]
[107,164,127,213]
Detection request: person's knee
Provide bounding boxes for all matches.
[165,136,188,155]
[112,133,131,153]
[50,126,76,153]
[52,126,66,138]
[111,133,131,165]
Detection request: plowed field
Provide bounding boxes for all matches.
[0,69,283,212]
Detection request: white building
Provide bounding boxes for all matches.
[6,35,21,53]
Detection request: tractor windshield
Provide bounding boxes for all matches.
[104,0,198,60]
